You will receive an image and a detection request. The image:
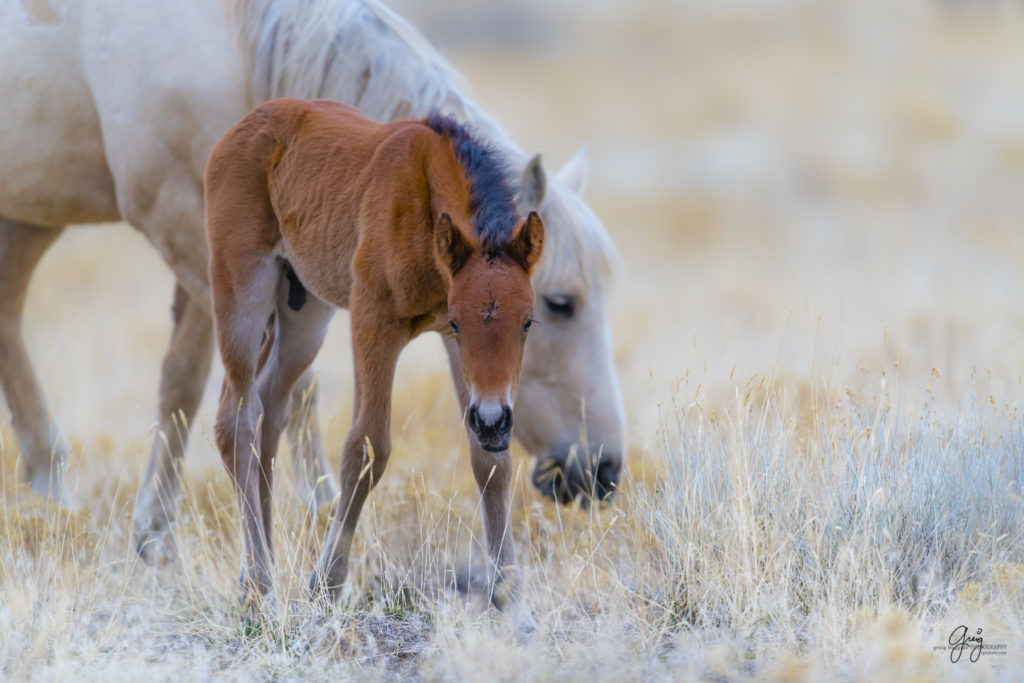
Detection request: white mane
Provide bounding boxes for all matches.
[232,0,615,293]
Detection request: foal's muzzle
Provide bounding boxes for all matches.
[468,400,513,452]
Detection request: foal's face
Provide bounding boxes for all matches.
[447,256,535,451]
[436,212,544,452]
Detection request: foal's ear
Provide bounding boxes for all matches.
[508,211,545,274]
[435,213,473,275]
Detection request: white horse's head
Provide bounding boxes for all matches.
[514,146,626,505]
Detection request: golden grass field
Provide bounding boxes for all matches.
[3,0,1024,679]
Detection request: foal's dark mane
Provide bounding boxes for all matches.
[426,112,519,253]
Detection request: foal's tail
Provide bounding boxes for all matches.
[205,105,295,396]
[205,105,285,257]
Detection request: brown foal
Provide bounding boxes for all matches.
[205,98,544,608]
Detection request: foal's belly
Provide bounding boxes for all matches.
[277,242,354,312]
[0,7,119,226]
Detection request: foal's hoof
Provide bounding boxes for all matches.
[241,590,278,632]
[133,522,176,564]
[308,568,345,605]
[457,569,536,640]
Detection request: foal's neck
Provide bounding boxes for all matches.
[419,133,473,243]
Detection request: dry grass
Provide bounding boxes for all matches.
[4,0,1024,679]
[2,372,1022,679]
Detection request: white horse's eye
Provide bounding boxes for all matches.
[450,320,459,335]
[543,294,575,318]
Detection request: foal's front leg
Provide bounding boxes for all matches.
[442,336,518,608]
[310,292,405,598]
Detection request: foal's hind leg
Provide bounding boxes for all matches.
[253,276,333,557]
[287,368,340,513]
[211,255,280,607]
[133,283,214,559]
[0,218,70,501]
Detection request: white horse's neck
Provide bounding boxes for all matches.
[232,0,615,294]
[234,0,528,166]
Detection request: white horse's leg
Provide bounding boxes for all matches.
[133,283,214,559]
[101,172,214,560]
[0,218,70,501]
[286,368,339,513]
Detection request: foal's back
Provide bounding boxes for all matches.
[206,98,460,309]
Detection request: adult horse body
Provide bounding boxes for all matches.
[0,0,625,547]
[207,98,543,604]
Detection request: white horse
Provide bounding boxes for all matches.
[0,0,625,554]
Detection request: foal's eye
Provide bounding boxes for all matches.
[523,319,533,333]
[543,294,576,318]
[449,320,459,335]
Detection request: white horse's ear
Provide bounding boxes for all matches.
[558,143,589,195]
[520,153,546,210]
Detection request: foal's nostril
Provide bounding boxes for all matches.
[468,401,512,451]
[499,405,513,433]
[468,401,511,434]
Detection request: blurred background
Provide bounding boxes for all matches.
[11,0,1024,480]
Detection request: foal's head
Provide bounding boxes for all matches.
[435,212,544,452]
